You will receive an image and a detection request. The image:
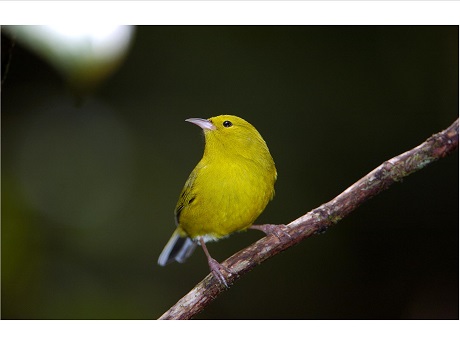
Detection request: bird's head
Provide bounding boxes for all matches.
[185,115,271,161]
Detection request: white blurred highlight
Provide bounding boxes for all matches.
[4,25,135,89]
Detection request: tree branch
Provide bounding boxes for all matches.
[158,118,459,320]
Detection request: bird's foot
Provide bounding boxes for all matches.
[207,257,235,288]
[251,224,292,243]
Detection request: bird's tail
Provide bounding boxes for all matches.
[158,230,197,266]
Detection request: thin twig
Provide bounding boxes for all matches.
[158,118,459,320]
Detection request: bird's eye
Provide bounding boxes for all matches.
[223,120,233,128]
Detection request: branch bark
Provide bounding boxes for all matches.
[158,118,459,320]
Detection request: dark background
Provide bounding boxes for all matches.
[2,26,458,319]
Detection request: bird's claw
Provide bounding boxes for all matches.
[207,258,235,288]
[251,224,292,243]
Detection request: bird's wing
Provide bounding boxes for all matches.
[174,168,198,225]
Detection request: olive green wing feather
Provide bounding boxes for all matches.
[174,167,199,225]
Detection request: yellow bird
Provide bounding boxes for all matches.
[158,115,277,286]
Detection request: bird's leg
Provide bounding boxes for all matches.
[199,238,234,288]
[251,224,292,243]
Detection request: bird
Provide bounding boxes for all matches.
[158,115,278,287]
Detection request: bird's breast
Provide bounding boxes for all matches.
[178,157,275,240]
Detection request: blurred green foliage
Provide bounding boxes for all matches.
[1,26,458,319]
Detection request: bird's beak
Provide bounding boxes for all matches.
[185,118,216,131]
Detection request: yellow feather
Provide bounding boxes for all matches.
[158,115,276,269]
